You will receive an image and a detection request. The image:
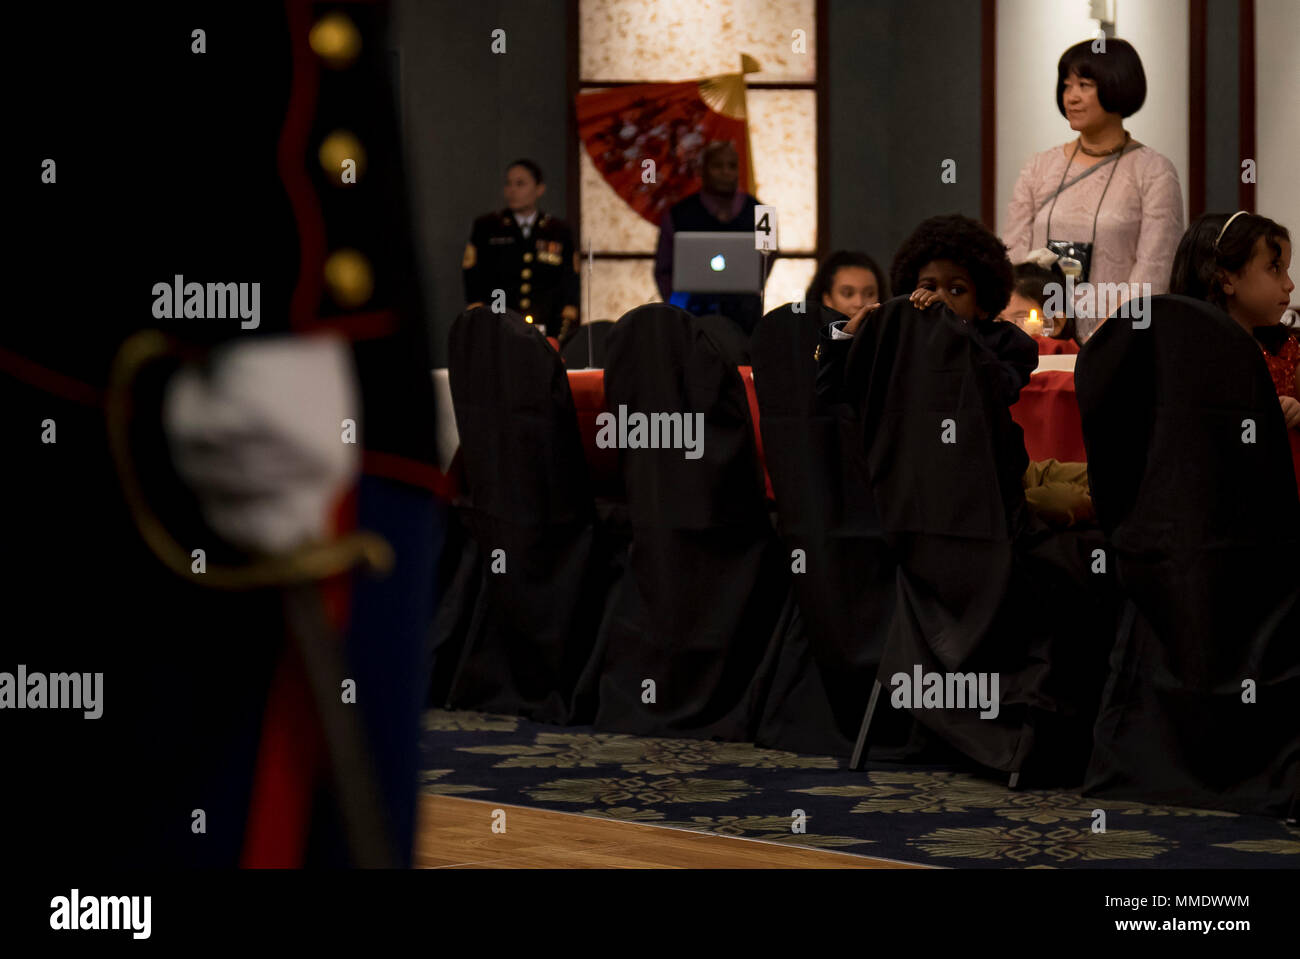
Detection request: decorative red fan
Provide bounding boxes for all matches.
[577,58,760,226]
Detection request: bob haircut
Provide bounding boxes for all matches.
[1056,38,1147,119]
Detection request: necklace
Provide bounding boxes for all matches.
[1078,131,1130,157]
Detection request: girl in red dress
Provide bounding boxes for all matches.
[1170,212,1300,428]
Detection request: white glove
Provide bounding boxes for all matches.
[163,335,360,554]
[1023,247,1063,271]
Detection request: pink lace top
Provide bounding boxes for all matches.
[1003,141,1185,341]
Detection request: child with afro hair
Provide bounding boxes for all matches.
[817,213,1034,404]
[816,213,1092,527]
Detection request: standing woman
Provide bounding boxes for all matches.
[1003,38,1184,341]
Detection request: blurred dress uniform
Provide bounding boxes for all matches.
[463,209,581,339]
[9,2,443,870]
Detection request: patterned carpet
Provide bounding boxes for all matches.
[419,709,1300,868]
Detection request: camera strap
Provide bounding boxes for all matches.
[1041,136,1134,250]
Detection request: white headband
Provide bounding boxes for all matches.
[1214,210,1249,250]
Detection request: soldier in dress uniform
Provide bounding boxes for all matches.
[463,159,581,339]
[10,2,442,870]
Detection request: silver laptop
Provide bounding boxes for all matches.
[672,232,762,294]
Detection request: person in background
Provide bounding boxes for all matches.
[463,159,580,340]
[818,214,1093,527]
[1170,211,1300,429]
[1003,256,1080,344]
[804,250,889,322]
[1003,38,1183,342]
[654,140,764,334]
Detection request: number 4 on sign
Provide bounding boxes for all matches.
[754,205,778,252]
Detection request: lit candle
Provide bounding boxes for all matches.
[1024,307,1044,337]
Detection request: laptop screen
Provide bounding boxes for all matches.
[671,232,763,294]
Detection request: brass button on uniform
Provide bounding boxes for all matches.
[520,297,531,308]
[309,13,362,68]
[318,130,366,184]
[523,253,534,263]
[520,268,532,279]
[520,283,531,293]
[323,248,374,308]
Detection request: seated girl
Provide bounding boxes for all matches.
[1001,254,1081,346]
[804,250,889,322]
[1169,211,1300,430]
[816,214,1092,526]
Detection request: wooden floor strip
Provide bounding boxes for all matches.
[416,795,928,869]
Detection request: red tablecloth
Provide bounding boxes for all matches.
[453,366,1300,504]
[571,367,1084,493]
[1035,335,1081,355]
[567,366,773,500]
[738,366,773,500]
[568,369,620,483]
[1011,371,1300,489]
[1010,370,1087,463]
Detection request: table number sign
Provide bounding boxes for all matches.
[753,205,778,252]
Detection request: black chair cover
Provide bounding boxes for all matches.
[427,503,484,707]
[561,320,615,369]
[749,303,898,756]
[696,312,753,367]
[846,297,1109,781]
[1077,295,1300,816]
[592,303,790,740]
[445,307,611,724]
